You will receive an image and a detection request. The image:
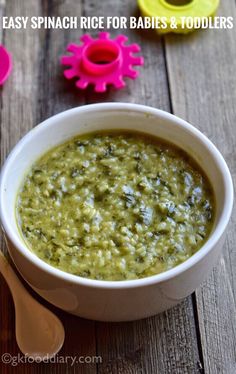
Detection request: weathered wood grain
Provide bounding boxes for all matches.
[0,0,5,42]
[0,1,42,373]
[0,1,97,373]
[164,0,236,373]
[83,1,203,374]
[35,2,97,374]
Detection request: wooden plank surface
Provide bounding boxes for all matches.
[0,0,235,373]
[0,1,97,374]
[0,1,43,373]
[83,1,203,374]
[165,0,236,373]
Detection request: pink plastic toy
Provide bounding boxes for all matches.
[0,45,12,85]
[61,32,144,93]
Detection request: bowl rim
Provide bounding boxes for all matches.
[0,102,234,289]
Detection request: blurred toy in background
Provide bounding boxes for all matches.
[61,32,144,93]
[0,45,12,85]
[138,0,220,34]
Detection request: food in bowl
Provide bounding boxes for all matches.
[1,103,233,321]
[17,130,215,281]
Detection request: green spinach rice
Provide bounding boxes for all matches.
[17,131,215,281]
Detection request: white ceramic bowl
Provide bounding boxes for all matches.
[0,103,233,321]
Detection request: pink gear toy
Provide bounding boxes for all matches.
[61,32,144,93]
[0,45,12,85]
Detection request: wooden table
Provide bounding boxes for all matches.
[0,1,236,373]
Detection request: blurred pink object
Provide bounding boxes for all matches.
[0,45,12,85]
[61,32,144,93]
